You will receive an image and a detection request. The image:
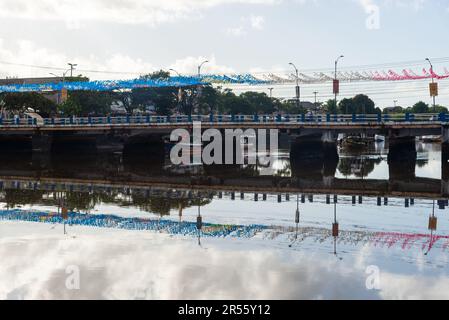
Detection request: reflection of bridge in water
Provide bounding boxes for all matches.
[0,174,445,201]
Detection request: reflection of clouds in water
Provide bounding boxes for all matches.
[0,224,447,300]
[380,275,449,300]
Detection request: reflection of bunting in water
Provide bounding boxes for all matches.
[0,210,267,239]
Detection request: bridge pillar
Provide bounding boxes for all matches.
[96,134,126,153]
[32,133,53,154]
[290,133,338,181]
[441,138,449,196]
[31,133,53,169]
[387,136,416,180]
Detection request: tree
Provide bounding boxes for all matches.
[1,92,57,117]
[338,98,355,114]
[59,98,82,116]
[239,92,276,114]
[61,91,113,116]
[324,99,338,114]
[337,94,375,114]
[352,94,376,114]
[434,105,448,113]
[411,101,430,114]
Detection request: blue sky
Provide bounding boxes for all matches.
[0,0,448,107]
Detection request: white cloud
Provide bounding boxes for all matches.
[250,15,265,30]
[225,26,248,37]
[0,38,234,79]
[0,0,280,27]
[224,14,266,37]
[169,55,235,75]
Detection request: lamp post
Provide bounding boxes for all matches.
[198,60,209,78]
[169,68,181,77]
[334,55,344,113]
[195,61,209,116]
[289,63,300,109]
[50,69,71,105]
[268,87,274,99]
[169,69,183,113]
[313,91,319,111]
[68,63,77,78]
[426,58,437,112]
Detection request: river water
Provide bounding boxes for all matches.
[0,141,448,300]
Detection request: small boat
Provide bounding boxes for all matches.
[341,136,370,150]
[374,135,385,143]
[421,135,442,143]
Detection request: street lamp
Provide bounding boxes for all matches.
[49,69,71,104]
[289,62,300,109]
[334,55,344,113]
[169,68,181,77]
[198,60,209,78]
[426,58,437,112]
[169,69,183,113]
[195,61,209,116]
[268,87,274,99]
[68,63,78,78]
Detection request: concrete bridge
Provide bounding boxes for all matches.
[1,113,449,162]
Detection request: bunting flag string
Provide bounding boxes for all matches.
[0,67,448,93]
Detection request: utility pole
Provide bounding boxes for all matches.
[68,63,77,78]
[334,55,344,113]
[50,69,71,104]
[195,60,209,116]
[169,69,183,111]
[426,58,437,112]
[289,63,300,110]
[313,91,318,111]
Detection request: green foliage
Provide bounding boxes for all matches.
[0,92,57,117]
[410,101,429,113]
[433,105,448,113]
[324,99,338,114]
[338,94,376,114]
[60,91,114,116]
[59,97,82,116]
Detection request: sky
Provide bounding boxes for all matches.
[1,0,449,108]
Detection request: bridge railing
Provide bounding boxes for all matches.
[0,113,447,127]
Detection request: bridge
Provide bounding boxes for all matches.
[1,113,449,162]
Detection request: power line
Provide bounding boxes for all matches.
[1,56,449,77]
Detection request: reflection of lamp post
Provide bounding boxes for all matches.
[289,195,301,248]
[332,199,342,260]
[196,203,203,247]
[425,200,438,256]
